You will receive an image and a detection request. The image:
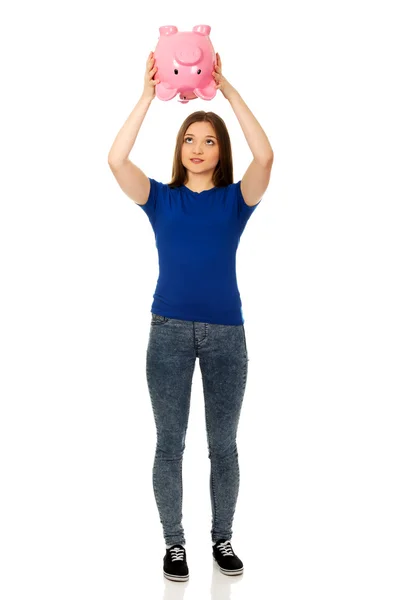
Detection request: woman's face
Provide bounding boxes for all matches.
[181,121,220,176]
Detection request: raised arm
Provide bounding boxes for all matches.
[213,53,274,206]
[108,52,160,205]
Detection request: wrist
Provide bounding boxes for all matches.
[140,92,155,105]
[222,84,238,101]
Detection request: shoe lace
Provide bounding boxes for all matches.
[169,546,185,562]
[217,541,234,556]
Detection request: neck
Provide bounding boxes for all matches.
[184,173,214,192]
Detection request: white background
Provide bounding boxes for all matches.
[1,0,399,598]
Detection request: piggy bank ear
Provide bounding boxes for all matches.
[192,24,211,36]
[159,25,178,36]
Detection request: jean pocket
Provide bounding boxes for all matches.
[151,313,170,325]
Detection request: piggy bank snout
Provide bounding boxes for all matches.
[175,46,202,65]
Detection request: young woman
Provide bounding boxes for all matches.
[108,51,274,583]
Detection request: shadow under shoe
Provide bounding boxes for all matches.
[212,539,244,576]
[163,544,189,582]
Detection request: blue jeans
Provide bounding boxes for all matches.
[146,313,249,547]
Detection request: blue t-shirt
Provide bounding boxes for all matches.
[136,179,261,325]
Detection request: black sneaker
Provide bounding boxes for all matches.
[212,539,244,576]
[163,544,189,582]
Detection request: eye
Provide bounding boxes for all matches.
[184,137,215,145]
[197,69,201,74]
[174,69,178,75]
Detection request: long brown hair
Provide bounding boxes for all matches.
[167,111,233,188]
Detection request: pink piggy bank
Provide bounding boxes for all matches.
[154,24,217,104]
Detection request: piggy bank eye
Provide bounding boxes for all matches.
[174,69,178,75]
[197,69,201,74]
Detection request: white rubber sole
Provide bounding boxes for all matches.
[163,570,189,582]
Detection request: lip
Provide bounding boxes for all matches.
[190,158,204,163]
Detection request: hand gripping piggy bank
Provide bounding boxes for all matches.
[154,24,217,104]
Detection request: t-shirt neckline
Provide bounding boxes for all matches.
[182,185,216,195]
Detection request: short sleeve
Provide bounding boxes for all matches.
[235,180,261,229]
[135,177,161,229]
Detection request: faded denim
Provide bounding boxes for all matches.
[146,313,249,547]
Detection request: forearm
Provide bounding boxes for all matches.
[225,87,274,166]
[107,94,153,166]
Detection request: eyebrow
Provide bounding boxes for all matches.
[184,133,217,139]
